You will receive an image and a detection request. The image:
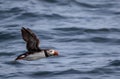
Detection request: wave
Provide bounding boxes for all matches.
[108,60,120,66]
[53,27,120,44]
[55,69,81,75]
[0,7,23,14]
[40,0,58,3]
[73,0,97,8]
[4,61,24,66]
[0,52,15,56]
[15,12,65,20]
[38,0,114,9]
[86,67,114,75]
[0,31,18,42]
[30,67,115,77]
[73,0,114,8]
[0,7,24,20]
[31,71,54,77]
[53,27,120,33]
[30,69,81,77]
[55,37,120,44]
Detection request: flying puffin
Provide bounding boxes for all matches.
[15,27,58,61]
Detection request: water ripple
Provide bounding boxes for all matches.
[0,7,24,20]
[31,71,54,77]
[30,67,115,77]
[15,12,65,20]
[109,60,120,66]
[55,69,81,75]
[4,61,24,66]
[0,32,18,42]
[74,0,114,8]
[53,27,120,33]
[0,52,15,56]
[0,0,120,79]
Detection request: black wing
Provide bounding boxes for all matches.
[21,27,41,52]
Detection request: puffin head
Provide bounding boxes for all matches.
[47,49,59,56]
[15,54,26,60]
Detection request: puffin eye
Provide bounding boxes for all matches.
[50,50,52,52]
[48,50,52,52]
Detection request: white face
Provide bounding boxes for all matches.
[47,49,55,56]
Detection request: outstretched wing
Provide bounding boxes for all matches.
[21,27,41,52]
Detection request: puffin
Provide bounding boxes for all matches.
[15,27,58,61]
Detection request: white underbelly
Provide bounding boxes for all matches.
[24,52,46,61]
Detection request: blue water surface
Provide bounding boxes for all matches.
[0,0,120,79]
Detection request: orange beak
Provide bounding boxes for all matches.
[54,50,59,56]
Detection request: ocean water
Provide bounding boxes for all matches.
[0,0,120,79]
